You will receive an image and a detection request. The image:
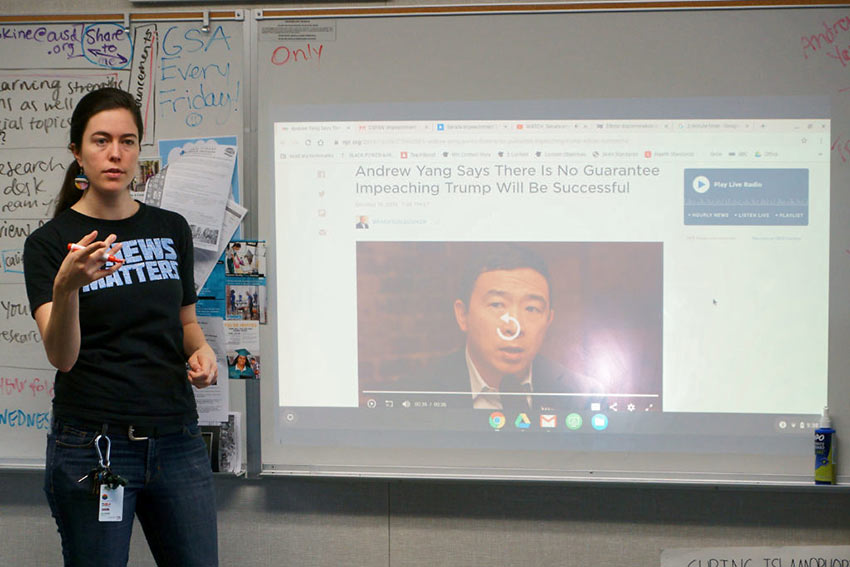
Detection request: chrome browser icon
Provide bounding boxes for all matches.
[489,412,506,429]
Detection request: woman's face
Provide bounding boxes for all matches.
[236,355,247,367]
[72,108,140,194]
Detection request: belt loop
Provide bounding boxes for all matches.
[128,425,149,441]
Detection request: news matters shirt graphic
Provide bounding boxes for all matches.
[81,237,181,294]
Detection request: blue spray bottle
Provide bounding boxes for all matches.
[815,406,836,485]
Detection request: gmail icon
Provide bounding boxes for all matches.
[539,414,557,428]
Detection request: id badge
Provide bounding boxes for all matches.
[98,485,124,522]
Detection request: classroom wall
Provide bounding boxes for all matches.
[0,0,534,14]
[3,470,850,566]
[2,1,849,565]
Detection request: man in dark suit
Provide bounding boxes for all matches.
[400,244,584,412]
[411,348,582,412]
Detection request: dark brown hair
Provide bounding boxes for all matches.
[458,243,552,308]
[54,87,144,218]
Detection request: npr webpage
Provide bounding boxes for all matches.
[273,119,829,415]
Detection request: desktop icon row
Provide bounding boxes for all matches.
[489,412,609,431]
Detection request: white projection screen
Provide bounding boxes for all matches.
[255,5,850,483]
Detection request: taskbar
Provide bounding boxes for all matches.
[280,406,818,437]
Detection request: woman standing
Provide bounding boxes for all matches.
[23,88,219,566]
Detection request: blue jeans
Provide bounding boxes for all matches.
[44,418,219,567]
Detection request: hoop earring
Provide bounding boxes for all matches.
[74,168,89,191]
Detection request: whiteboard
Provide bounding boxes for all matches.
[0,15,246,468]
[256,5,850,483]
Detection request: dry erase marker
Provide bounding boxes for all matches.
[67,243,124,264]
[815,406,836,485]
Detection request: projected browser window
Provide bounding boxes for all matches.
[273,118,829,425]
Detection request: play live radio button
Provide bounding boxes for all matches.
[684,168,808,226]
[693,176,710,193]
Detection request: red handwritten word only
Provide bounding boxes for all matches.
[0,376,54,398]
[801,16,850,59]
[271,44,323,66]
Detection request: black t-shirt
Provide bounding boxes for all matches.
[23,203,199,426]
